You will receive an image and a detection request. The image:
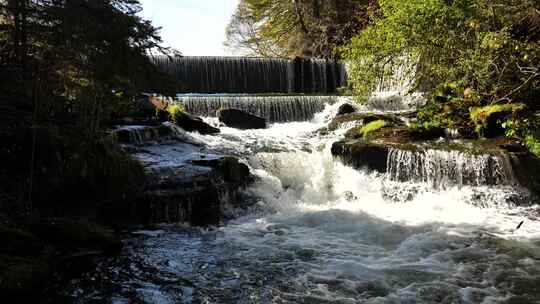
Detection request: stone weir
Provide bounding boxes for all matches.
[110,123,253,226]
[180,95,338,122]
[152,56,347,94]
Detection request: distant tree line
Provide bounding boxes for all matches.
[224,0,378,58]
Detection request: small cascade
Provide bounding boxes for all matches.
[363,93,425,112]
[112,123,186,145]
[386,148,515,189]
[374,56,418,94]
[180,95,337,122]
[152,56,346,94]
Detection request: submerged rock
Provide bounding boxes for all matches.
[336,103,356,116]
[218,109,267,129]
[173,112,220,134]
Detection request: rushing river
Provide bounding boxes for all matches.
[64,103,540,304]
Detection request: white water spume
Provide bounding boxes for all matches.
[74,102,540,304]
[162,103,540,302]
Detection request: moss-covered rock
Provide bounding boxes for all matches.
[173,111,220,134]
[470,103,526,138]
[327,113,403,131]
[345,125,445,142]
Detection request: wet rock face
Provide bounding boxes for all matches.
[509,152,540,200]
[217,109,267,129]
[336,103,356,116]
[332,136,540,202]
[331,140,390,173]
[174,112,220,134]
[134,156,253,226]
[345,126,445,142]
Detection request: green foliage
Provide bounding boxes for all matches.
[342,0,539,154]
[502,112,540,156]
[342,0,540,103]
[62,136,145,204]
[226,0,377,58]
[165,103,186,123]
[414,98,473,130]
[471,103,526,125]
[360,119,388,139]
[1,0,177,134]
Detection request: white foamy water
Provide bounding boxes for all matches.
[68,102,540,303]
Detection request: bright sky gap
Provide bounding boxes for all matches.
[138,0,239,56]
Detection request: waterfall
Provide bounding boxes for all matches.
[374,56,418,94]
[113,123,187,145]
[179,95,337,122]
[152,56,347,94]
[386,148,515,189]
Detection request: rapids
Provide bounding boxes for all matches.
[63,102,540,304]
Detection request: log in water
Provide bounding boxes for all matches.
[152,56,347,94]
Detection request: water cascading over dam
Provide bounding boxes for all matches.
[152,56,347,94]
[180,95,338,122]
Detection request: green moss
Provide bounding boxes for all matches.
[328,113,402,131]
[165,103,186,123]
[471,104,525,123]
[470,103,526,131]
[360,120,388,139]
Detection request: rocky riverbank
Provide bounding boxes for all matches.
[328,106,540,203]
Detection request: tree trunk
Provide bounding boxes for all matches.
[293,0,309,35]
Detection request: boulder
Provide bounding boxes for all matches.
[218,109,266,129]
[133,156,254,226]
[174,112,220,134]
[331,140,390,173]
[216,157,252,184]
[118,95,169,124]
[345,126,445,142]
[328,113,403,131]
[509,152,540,200]
[336,103,356,116]
[192,156,252,184]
